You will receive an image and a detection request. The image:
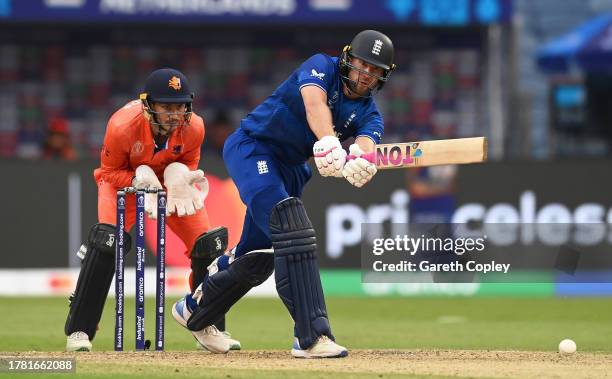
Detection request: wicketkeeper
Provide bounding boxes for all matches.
[64,68,239,352]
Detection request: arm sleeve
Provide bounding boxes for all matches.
[296,54,335,94]
[356,109,384,145]
[98,121,134,188]
[180,117,205,170]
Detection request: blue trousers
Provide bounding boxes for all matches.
[223,129,312,258]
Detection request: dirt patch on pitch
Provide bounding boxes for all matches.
[4,350,612,378]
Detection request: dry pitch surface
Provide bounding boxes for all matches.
[3,350,612,379]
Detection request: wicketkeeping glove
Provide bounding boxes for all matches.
[132,165,163,219]
[313,135,347,177]
[164,162,209,217]
[342,144,377,188]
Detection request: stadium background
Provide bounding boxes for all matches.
[1,0,611,337]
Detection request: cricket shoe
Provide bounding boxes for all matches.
[222,331,242,351]
[197,331,241,351]
[66,331,92,352]
[172,295,230,354]
[291,335,348,358]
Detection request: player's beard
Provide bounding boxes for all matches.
[345,79,376,98]
[156,121,178,137]
[152,116,184,138]
[345,71,378,98]
[355,80,375,96]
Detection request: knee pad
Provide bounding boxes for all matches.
[190,226,228,290]
[89,223,127,256]
[270,197,333,349]
[187,249,274,331]
[64,223,132,339]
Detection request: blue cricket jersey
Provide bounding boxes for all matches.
[240,54,384,164]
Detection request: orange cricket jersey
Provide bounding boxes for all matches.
[93,100,205,188]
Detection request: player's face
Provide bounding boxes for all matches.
[348,58,385,96]
[150,102,187,137]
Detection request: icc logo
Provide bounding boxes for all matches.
[137,196,144,207]
[132,141,144,155]
[159,197,167,207]
[118,197,126,209]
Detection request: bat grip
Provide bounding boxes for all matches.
[347,152,375,164]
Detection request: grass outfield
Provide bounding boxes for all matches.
[0,297,610,352]
[0,297,611,378]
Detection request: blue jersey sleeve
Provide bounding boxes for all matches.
[356,109,384,145]
[296,54,335,94]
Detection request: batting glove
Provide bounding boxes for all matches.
[342,144,377,188]
[313,135,346,178]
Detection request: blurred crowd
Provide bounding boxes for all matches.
[0,42,482,160]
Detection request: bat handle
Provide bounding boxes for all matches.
[347,152,375,164]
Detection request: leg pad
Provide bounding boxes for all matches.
[270,198,332,349]
[187,250,274,331]
[64,223,132,339]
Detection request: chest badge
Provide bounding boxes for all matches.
[131,141,144,155]
[343,112,356,128]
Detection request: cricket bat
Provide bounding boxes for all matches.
[348,137,487,169]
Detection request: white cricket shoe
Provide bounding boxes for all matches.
[172,296,230,354]
[291,335,348,358]
[197,331,241,351]
[223,331,242,351]
[66,331,92,352]
[191,325,230,354]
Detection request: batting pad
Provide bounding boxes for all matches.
[270,197,333,349]
[187,250,274,331]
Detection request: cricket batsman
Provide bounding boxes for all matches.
[64,68,239,352]
[172,30,396,357]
